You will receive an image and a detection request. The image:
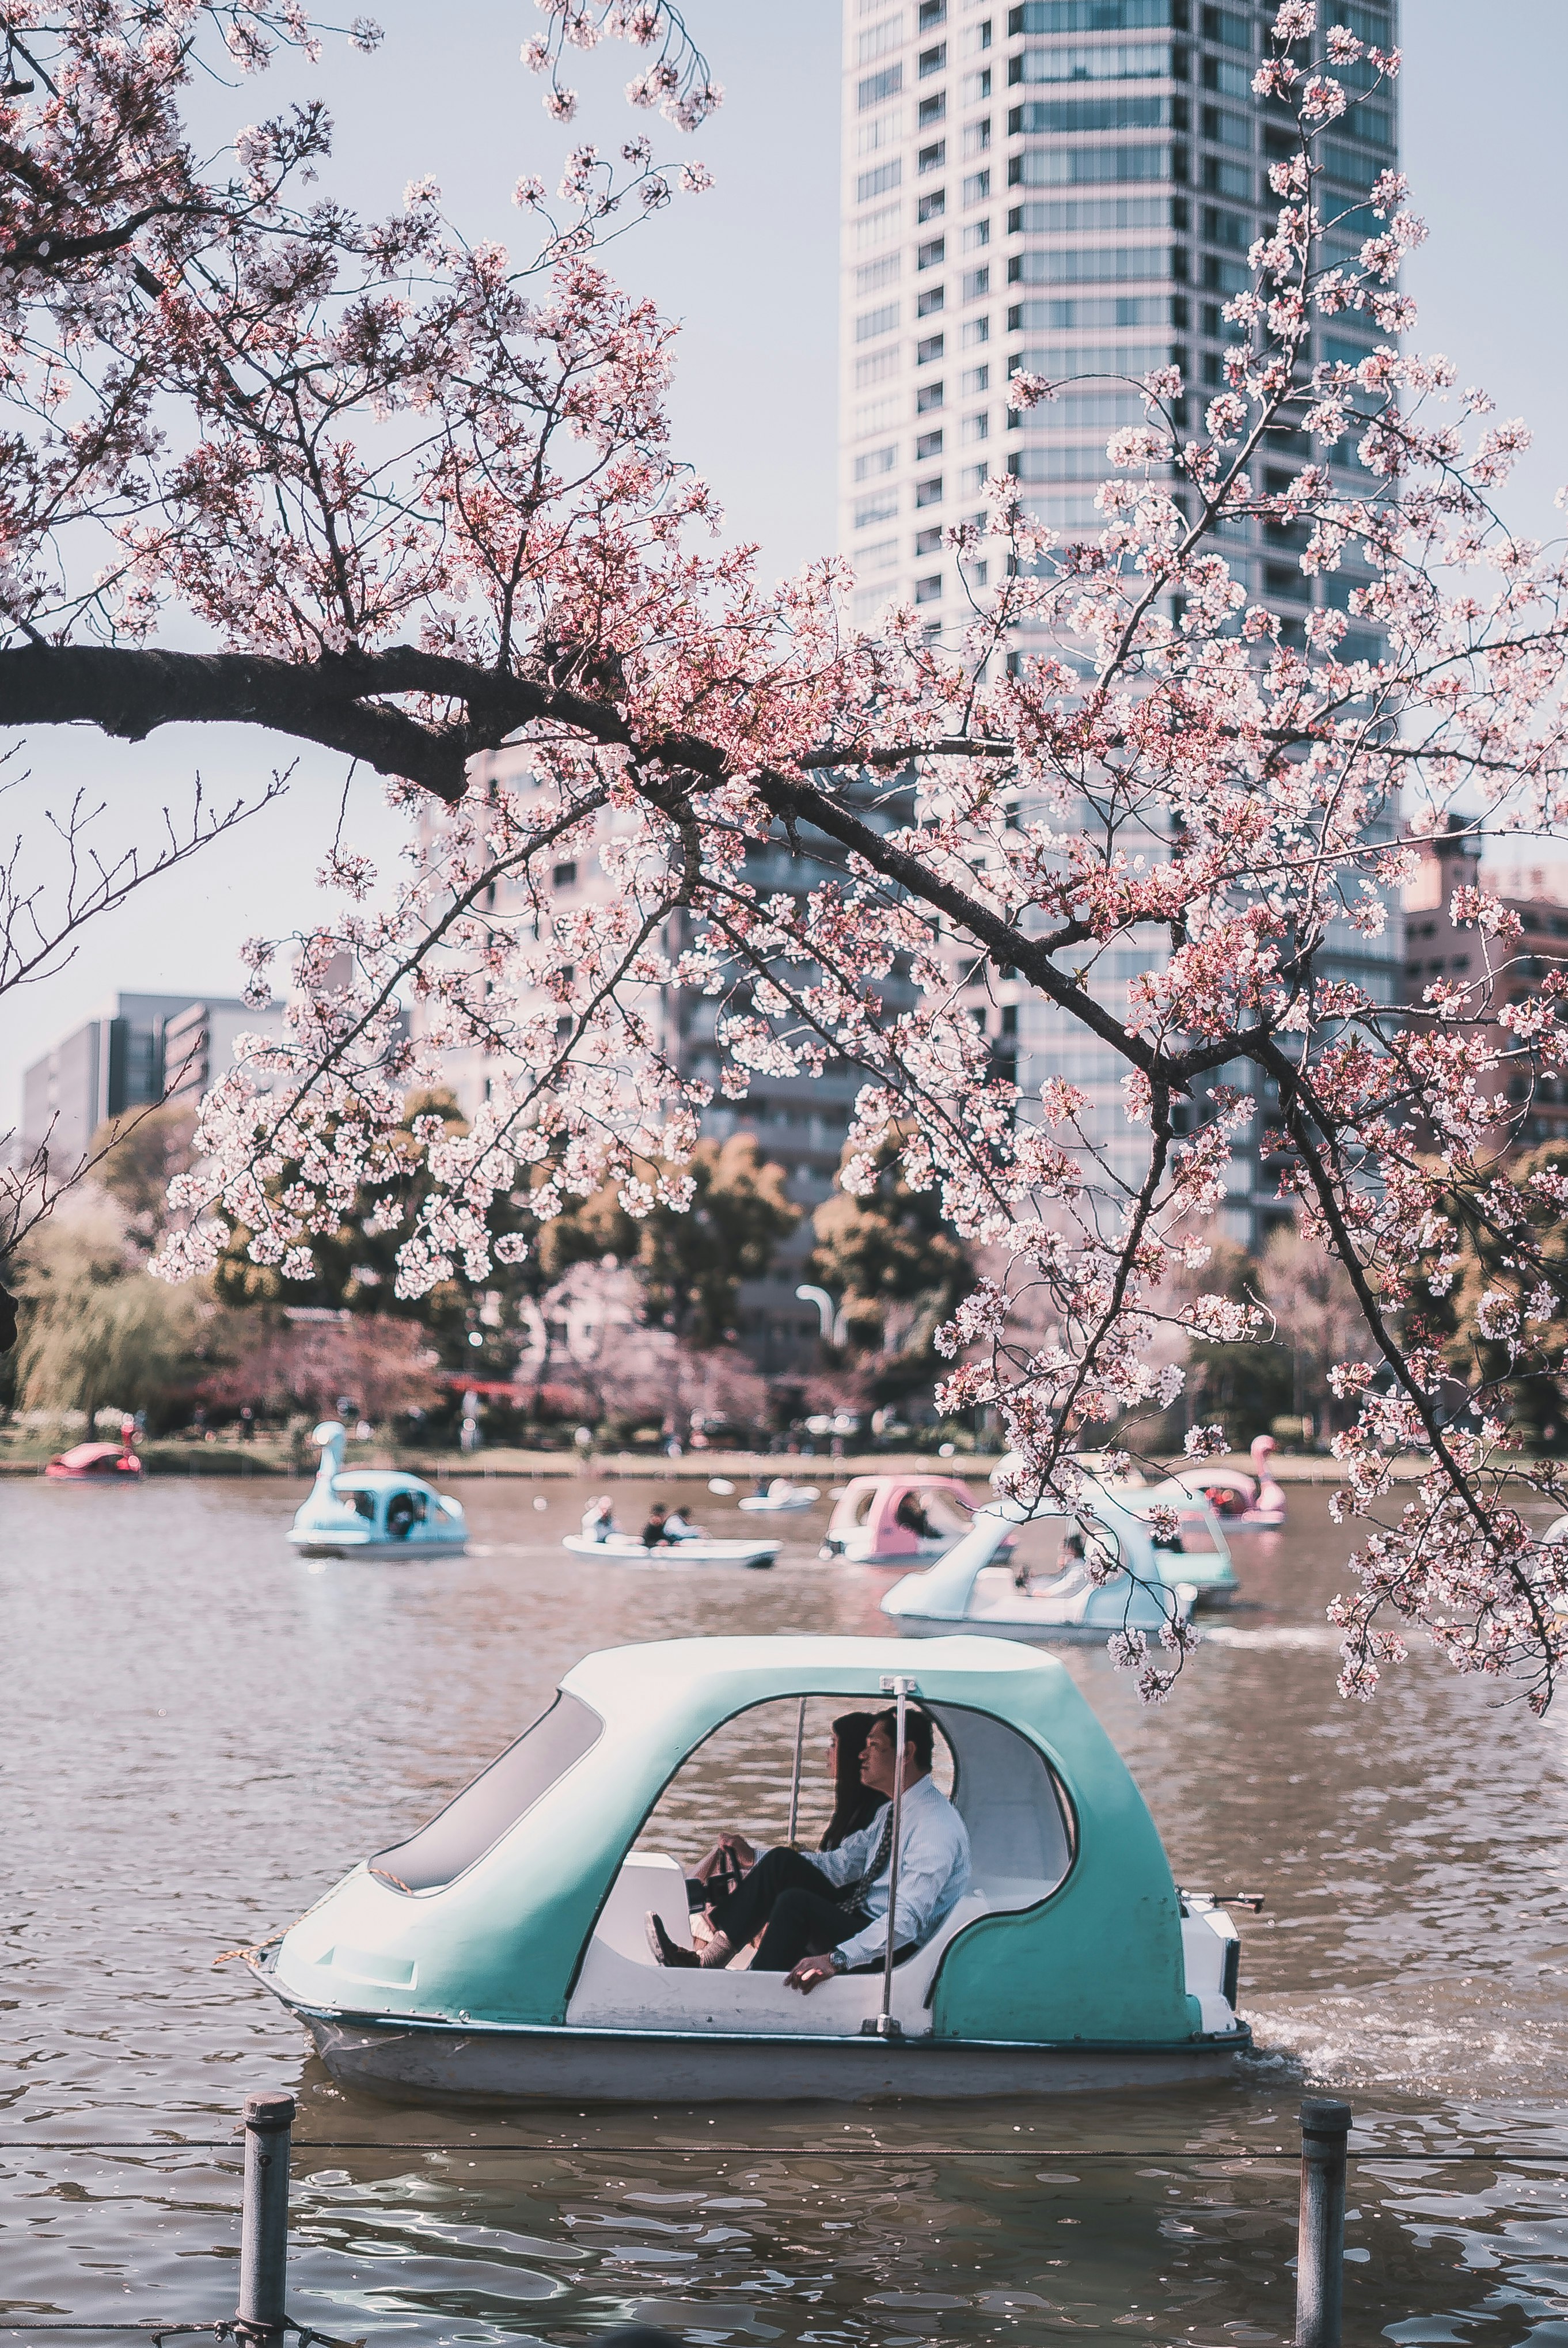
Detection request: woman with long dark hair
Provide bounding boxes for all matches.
[819,1710,889,1850]
[684,1706,891,1913]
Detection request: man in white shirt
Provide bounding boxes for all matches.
[646,1707,970,1992]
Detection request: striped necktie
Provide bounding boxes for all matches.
[835,1799,897,1908]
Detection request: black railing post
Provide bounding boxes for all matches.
[237,2092,295,2343]
[1296,2096,1351,2348]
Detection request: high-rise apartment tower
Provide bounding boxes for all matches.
[837,0,1402,1244]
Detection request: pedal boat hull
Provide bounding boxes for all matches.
[562,1533,780,1568]
[248,1956,1250,2103]
[247,1634,1251,2106]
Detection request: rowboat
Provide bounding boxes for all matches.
[881,1490,1197,1643]
[286,1421,468,1560]
[244,1632,1251,2102]
[562,1532,780,1569]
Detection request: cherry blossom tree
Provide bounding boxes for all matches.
[6,0,1568,1703]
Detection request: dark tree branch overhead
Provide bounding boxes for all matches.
[0,640,1243,1094]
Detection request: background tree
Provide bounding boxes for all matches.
[550,1136,800,1348]
[196,1312,443,1424]
[1412,1138,1568,1452]
[1257,1226,1370,1440]
[91,1105,199,1245]
[808,1128,971,1402]
[12,1193,203,1429]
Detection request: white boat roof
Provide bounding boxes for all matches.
[559,1632,1069,1721]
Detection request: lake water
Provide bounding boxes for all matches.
[5,1472,1568,2346]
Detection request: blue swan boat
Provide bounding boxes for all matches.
[286,1421,469,1561]
[245,1632,1251,2102]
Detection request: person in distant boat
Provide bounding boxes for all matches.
[582,1496,616,1543]
[386,1489,420,1539]
[647,1707,969,1992]
[1013,1526,1084,1593]
[642,1501,702,1546]
[894,1490,937,1540]
[683,1710,886,1918]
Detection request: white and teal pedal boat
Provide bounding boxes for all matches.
[286,1421,468,1561]
[245,1634,1251,2103]
[880,1489,1201,1643]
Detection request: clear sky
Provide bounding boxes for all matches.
[5,0,1565,1131]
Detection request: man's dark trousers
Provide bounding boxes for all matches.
[706,1848,870,1972]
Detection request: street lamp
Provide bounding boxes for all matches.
[796,1284,848,1347]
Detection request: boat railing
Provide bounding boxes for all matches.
[3,2093,1540,2348]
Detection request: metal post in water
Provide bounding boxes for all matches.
[1295,2096,1351,2348]
[865,1672,914,2038]
[787,1696,806,1846]
[237,2092,295,2343]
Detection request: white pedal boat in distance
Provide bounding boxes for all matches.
[737,1478,821,1513]
[245,1632,1251,2103]
[882,1489,1195,1643]
[563,1531,780,1569]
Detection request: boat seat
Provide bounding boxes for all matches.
[567,1859,1056,2038]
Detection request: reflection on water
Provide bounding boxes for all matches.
[5,1471,1568,2342]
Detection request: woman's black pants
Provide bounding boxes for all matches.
[706,1848,871,1973]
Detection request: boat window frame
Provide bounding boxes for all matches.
[369,1689,605,1896]
[564,1689,1080,2000]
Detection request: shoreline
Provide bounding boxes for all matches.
[0,1446,1494,1485]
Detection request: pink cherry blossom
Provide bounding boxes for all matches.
[3,0,1568,1712]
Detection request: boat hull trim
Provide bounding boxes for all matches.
[253,1963,1250,2103]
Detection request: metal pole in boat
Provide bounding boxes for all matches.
[870,1672,914,2038]
[1294,2096,1351,2348]
[787,1696,806,1846]
[236,2091,295,2343]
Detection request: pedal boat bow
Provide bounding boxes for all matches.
[287,1421,468,1560]
[246,1632,1250,2103]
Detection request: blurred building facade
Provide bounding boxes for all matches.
[21,991,283,1166]
[1404,825,1568,1152]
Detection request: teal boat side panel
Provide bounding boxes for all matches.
[272,1637,1196,2043]
[931,1672,1191,2044]
[396,1689,741,2027]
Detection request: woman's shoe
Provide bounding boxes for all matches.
[646,1913,699,1967]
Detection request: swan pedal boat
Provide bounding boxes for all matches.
[882,1490,1199,1642]
[563,1531,780,1568]
[245,1632,1250,2103]
[287,1421,468,1560]
[821,1474,976,1564]
[737,1479,820,1514]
